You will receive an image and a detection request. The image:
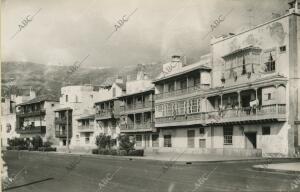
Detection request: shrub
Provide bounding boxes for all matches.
[38,147,56,152]
[128,149,144,156]
[7,138,28,149]
[43,141,53,148]
[118,150,127,156]
[96,134,111,149]
[118,135,135,155]
[110,149,118,156]
[31,136,43,150]
[92,149,99,154]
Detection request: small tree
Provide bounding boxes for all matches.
[31,136,43,150]
[118,135,135,154]
[95,134,111,149]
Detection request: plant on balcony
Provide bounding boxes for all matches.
[118,134,135,155]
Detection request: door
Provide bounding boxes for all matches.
[245,132,257,149]
[187,130,195,148]
[145,134,150,148]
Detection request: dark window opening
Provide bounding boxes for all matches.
[224,126,233,145]
[265,53,276,72]
[279,46,286,53]
[262,126,270,135]
[164,135,172,147]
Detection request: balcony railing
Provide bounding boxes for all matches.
[120,122,155,132]
[16,126,46,134]
[95,109,113,120]
[55,130,72,138]
[155,84,210,100]
[155,104,286,126]
[16,109,46,117]
[55,117,72,124]
[120,101,154,113]
[78,125,94,132]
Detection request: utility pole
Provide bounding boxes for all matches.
[66,110,70,153]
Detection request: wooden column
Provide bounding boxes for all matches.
[238,91,241,108]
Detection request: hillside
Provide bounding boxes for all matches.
[1,61,163,98]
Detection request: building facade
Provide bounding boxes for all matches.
[54,85,103,149]
[15,95,60,145]
[94,79,126,147]
[119,68,157,148]
[153,4,300,156]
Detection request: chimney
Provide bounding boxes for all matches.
[29,88,36,99]
[288,0,299,14]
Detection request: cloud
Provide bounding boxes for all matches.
[1,0,288,67]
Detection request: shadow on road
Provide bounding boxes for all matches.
[3,177,54,191]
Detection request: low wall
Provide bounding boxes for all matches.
[145,147,262,157]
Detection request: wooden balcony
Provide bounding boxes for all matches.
[16,109,46,117]
[120,122,155,133]
[78,125,94,132]
[95,109,113,120]
[120,101,154,114]
[55,130,72,138]
[155,104,286,127]
[16,126,46,134]
[55,117,72,125]
[155,84,210,100]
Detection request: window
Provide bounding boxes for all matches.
[164,135,172,147]
[168,82,175,92]
[279,46,286,53]
[267,93,272,100]
[223,126,233,145]
[51,103,55,107]
[152,134,159,147]
[136,135,142,147]
[177,100,185,115]
[262,126,270,135]
[241,55,247,75]
[199,139,206,148]
[75,95,78,103]
[66,95,68,102]
[166,103,173,116]
[264,52,276,72]
[199,127,205,135]
[191,98,198,113]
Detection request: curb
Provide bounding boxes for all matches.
[251,165,300,174]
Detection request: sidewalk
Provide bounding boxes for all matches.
[41,150,264,163]
[253,162,300,174]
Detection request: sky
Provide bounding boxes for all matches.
[1,0,289,68]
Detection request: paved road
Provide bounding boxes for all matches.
[3,151,300,192]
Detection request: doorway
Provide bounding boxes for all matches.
[245,132,257,149]
[187,130,195,148]
[145,134,150,148]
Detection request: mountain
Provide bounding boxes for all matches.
[1,61,163,98]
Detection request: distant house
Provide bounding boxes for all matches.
[15,94,59,144]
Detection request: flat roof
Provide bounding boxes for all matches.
[54,107,72,112]
[17,95,59,106]
[118,87,155,98]
[154,63,211,83]
[77,114,95,120]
